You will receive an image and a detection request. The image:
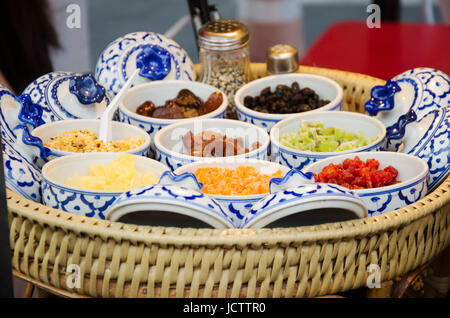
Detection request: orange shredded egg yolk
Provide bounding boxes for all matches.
[193,166,284,196]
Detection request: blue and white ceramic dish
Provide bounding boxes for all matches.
[22,71,110,125]
[107,169,365,229]
[365,67,450,128]
[172,158,312,227]
[303,151,429,216]
[385,107,449,191]
[240,183,367,229]
[2,137,42,202]
[12,124,51,168]
[95,31,195,96]
[106,171,235,228]
[234,73,343,133]
[270,111,386,171]
[1,86,51,170]
[31,118,151,160]
[0,84,21,143]
[154,118,270,171]
[1,84,48,132]
[41,153,169,219]
[118,80,228,157]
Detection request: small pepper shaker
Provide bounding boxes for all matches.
[198,19,251,119]
[266,44,299,75]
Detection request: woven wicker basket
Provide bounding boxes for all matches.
[7,64,450,298]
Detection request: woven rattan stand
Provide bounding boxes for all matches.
[7,64,450,298]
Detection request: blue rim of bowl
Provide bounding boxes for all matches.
[234,73,344,121]
[270,111,387,158]
[41,153,167,195]
[31,118,152,157]
[153,118,271,163]
[118,80,229,125]
[302,151,429,196]
[172,158,292,201]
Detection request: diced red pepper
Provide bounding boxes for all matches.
[315,156,399,190]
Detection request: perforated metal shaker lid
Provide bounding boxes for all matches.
[198,19,250,51]
[266,44,299,74]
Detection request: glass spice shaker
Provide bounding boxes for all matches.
[198,19,251,119]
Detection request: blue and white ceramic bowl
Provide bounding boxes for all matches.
[365,67,450,128]
[106,173,235,228]
[303,151,429,216]
[118,80,228,156]
[41,153,169,219]
[22,72,110,125]
[271,111,386,171]
[2,137,42,203]
[234,73,343,133]
[154,118,270,171]
[172,158,311,227]
[95,31,195,96]
[385,107,449,191]
[31,118,151,160]
[240,183,367,229]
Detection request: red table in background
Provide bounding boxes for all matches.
[300,21,450,80]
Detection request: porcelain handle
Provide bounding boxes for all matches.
[385,109,417,152]
[16,94,45,128]
[12,124,51,168]
[135,45,172,81]
[365,80,401,116]
[269,169,315,194]
[69,73,106,105]
[158,170,203,191]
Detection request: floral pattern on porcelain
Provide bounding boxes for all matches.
[357,177,428,216]
[365,67,450,128]
[94,32,195,96]
[240,183,362,228]
[2,138,42,202]
[22,72,110,125]
[41,180,121,220]
[110,184,235,227]
[1,88,52,169]
[160,168,316,228]
[12,124,51,168]
[385,107,449,191]
[0,85,20,143]
[404,108,449,191]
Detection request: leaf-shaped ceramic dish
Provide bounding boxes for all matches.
[240,183,367,229]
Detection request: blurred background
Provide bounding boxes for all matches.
[48,0,448,73]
